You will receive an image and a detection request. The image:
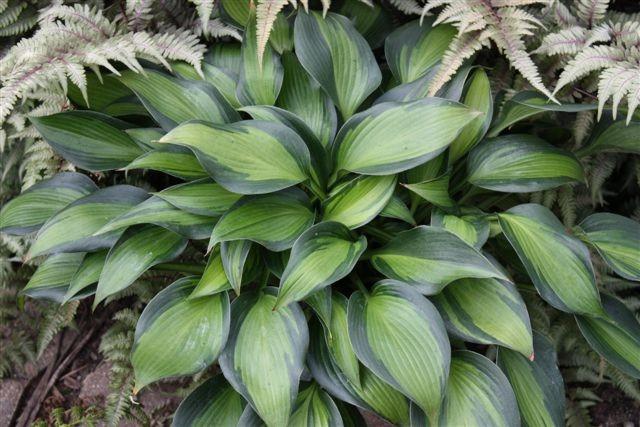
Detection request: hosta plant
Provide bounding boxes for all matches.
[2,5,639,427]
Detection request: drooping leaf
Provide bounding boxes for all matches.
[132,277,230,390]
[190,247,232,299]
[63,250,108,302]
[402,173,454,208]
[348,281,450,424]
[431,208,489,249]
[467,135,584,192]
[275,222,367,310]
[219,287,308,427]
[371,226,507,295]
[0,172,97,235]
[124,146,209,180]
[210,188,315,252]
[576,213,640,281]
[380,196,416,225]
[22,253,84,302]
[94,225,187,306]
[498,204,603,315]
[27,186,149,258]
[159,120,310,195]
[221,240,252,294]
[288,383,344,427]
[30,111,143,171]
[332,98,478,175]
[154,179,242,217]
[294,11,381,119]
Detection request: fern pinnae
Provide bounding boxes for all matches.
[255,0,289,69]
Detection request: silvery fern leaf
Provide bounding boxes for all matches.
[576,0,609,27]
[255,0,289,67]
[388,0,423,15]
[554,45,625,91]
[189,0,215,29]
[536,26,589,56]
[125,0,155,31]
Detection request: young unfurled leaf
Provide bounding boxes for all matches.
[348,281,450,424]
[275,222,367,310]
[190,247,232,299]
[154,179,242,217]
[124,146,209,181]
[380,196,415,225]
[63,250,108,303]
[431,208,490,249]
[402,173,454,208]
[221,240,253,295]
[371,226,507,295]
[132,277,230,390]
[288,383,344,427]
[172,375,244,427]
[22,253,85,302]
[219,287,308,427]
[498,204,603,315]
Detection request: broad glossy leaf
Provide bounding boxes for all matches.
[221,240,252,294]
[173,61,241,108]
[172,375,244,427]
[371,226,507,294]
[0,172,97,235]
[497,332,565,427]
[275,222,367,310]
[269,14,293,55]
[221,0,250,26]
[325,293,361,387]
[576,294,640,378]
[384,18,455,84]
[190,247,232,299]
[22,253,84,302]
[576,213,640,281]
[294,11,381,119]
[380,196,416,225]
[431,208,489,249]
[211,188,314,252]
[68,73,144,116]
[467,135,584,192]
[30,111,143,171]
[119,69,238,130]
[159,120,310,195]
[132,277,230,390]
[577,120,640,156]
[125,127,164,151]
[433,277,533,357]
[206,43,242,74]
[27,186,149,258]
[154,179,241,217]
[219,287,308,427]
[402,173,454,208]
[348,281,450,424]
[125,146,209,180]
[63,250,108,302]
[323,175,397,229]
[305,287,332,332]
[288,383,344,427]
[94,225,187,306]
[498,204,602,315]
[332,98,478,175]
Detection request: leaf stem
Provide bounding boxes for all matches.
[350,273,369,297]
[152,262,205,274]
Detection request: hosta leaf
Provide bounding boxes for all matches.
[63,250,108,302]
[27,186,149,258]
[132,277,230,390]
[380,196,416,225]
[433,277,534,357]
[206,43,243,74]
[237,7,283,106]
[172,375,245,427]
[576,294,640,378]
[348,281,450,423]
[467,135,584,192]
[173,61,241,108]
[371,226,507,295]
[119,70,239,130]
[410,351,519,427]
[211,188,315,252]
[323,175,397,229]
[68,73,144,116]
[221,240,252,294]
[125,146,209,180]
[154,179,241,217]
[497,332,565,427]
[22,253,84,302]
[339,0,393,49]
[277,52,337,147]
[125,127,164,151]
[294,11,381,119]
[219,287,308,427]
[498,204,602,315]
[221,0,250,26]
[275,222,367,310]
[576,213,640,281]
[268,13,293,55]
[325,293,360,387]
[402,173,454,208]
[431,208,489,249]
[577,119,640,156]
[30,111,143,171]
[263,249,290,279]
[288,383,343,427]
[94,225,187,306]
[159,120,310,195]
[384,18,455,84]
[0,172,97,235]
[190,247,232,299]
[332,98,478,175]
[305,287,332,332]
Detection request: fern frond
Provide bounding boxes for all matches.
[255,0,288,68]
[536,26,588,56]
[576,0,609,27]
[554,45,625,92]
[36,300,79,357]
[125,0,155,31]
[388,0,423,15]
[188,0,215,29]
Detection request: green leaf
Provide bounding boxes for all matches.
[332,98,478,175]
[497,332,565,427]
[132,277,230,390]
[430,208,489,249]
[219,287,308,427]
[63,250,108,302]
[210,188,315,252]
[125,146,209,180]
[237,8,283,106]
[190,247,232,299]
[277,52,337,147]
[305,287,332,332]
[22,253,84,302]
[323,175,397,229]
[30,111,143,171]
[576,294,640,378]
[325,293,360,388]
[221,240,252,294]
[68,73,145,116]
[0,172,97,235]
[294,11,381,119]
[288,383,344,427]
[339,0,392,49]
[27,186,149,258]
[173,61,241,108]
[467,135,584,192]
[371,226,507,294]
[172,374,245,427]
[159,120,310,195]
[402,173,455,208]
[94,225,187,306]
[433,277,534,357]
[221,0,250,26]
[576,213,640,281]
[348,281,450,424]
[380,196,416,225]
[125,127,165,151]
[206,43,243,74]
[119,69,239,130]
[384,18,455,84]
[577,119,640,156]
[154,179,242,217]
[275,222,367,310]
[498,204,603,315]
